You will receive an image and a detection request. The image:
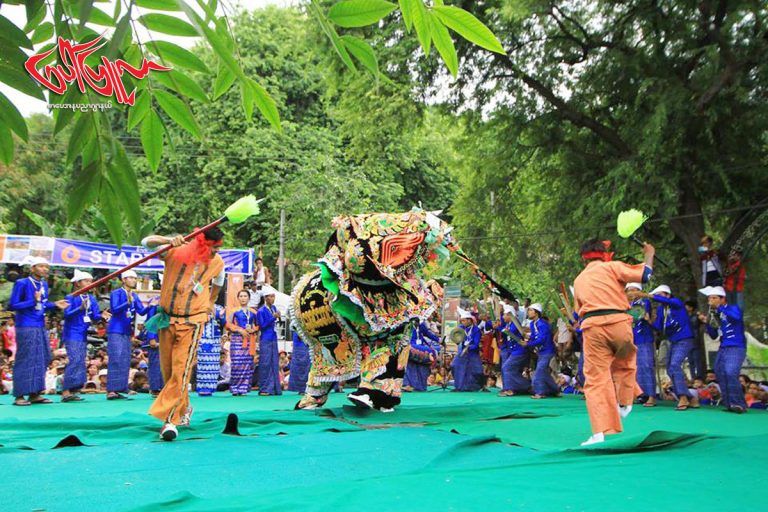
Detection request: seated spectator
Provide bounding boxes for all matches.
[706,382,722,406]
[746,382,768,409]
[98,369,108,392]
[558,373,577,394]
[705,370,717,384]
[130,371,150,393]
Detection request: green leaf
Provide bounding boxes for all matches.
[24,0,46,33]
[0,90,29,141]
[429,14,457,77]
[398,0,416,31]
[153,89,202,139]
[108,142,142,233]
[99,178,124,247]
[432,6,505,54]
[339,35,379,77]
[22,209,54,237]
[145,40,211,74]
[140,110,164,171]
[81,136,101,168]
[106,14,132,59]
[127,90,151,130]
[213,63,236,100]
[78,0,95,30]
[0,60,45,101]
[66,113,94,165]
[67,4,116,27]
[328,0,397,28]
[240,80,254,120]
[134,0,181,10]
[138,13,198,36]
[309,1,356,72]
[411,0,431,55]
[30,22,54,45]
[53,88,85,136]
[67,161,102,223]
[152,69,209,103]
[249,78,281,131]
[0,124,13,165]
[0,14,33,49]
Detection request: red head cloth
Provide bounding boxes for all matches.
[581,240,614,262]
[174,231,223,266]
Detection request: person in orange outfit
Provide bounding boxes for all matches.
[143,227,226,441]
[573,239,655,446]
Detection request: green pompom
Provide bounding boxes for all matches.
[224,195,262,224]
[617,209,648,238]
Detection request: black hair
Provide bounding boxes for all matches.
[255,257,263,262]
[685,300,697,309]
[203,226,224,242]
[238,289,251,299]
[580,238,607,255]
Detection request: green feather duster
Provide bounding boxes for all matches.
[617,209,648,238]
[224,195,263,224]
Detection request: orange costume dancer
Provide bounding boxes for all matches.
[143,227,226,441]
[573,239,655,446]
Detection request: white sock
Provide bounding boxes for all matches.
[581,432,605,446]
[619,404,633,418]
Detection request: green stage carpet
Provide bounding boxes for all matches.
[1,390,766,511]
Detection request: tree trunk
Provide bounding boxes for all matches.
[668,185,705,299]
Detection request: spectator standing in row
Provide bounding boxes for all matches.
[228,290,258,396]
[257,286,282,396]
[699,235,723,287]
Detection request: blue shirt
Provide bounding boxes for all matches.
[630,298,654,344]
[231,308,257,330]
[139,305,159,344]
[257,304,279,343]
[705,304,746,348]
[651,295,694,342]
[202,305,226,340]
[292,331,306,348]
[496,320,526,356]
[8,277,57,328]
[459,324,481,352]
[107,288,150,335]
[62,293,102,341]
[527,318,555,355]
[410,322,441,355]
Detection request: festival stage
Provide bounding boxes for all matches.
[2,390,766,511]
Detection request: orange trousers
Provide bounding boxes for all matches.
[582,317,638,435]
[148,322,203,425]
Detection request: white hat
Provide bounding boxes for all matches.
[650,285,671,295]
[24,256,50,267]
[158,272,164,285]
[625,282,643,291]
[529,303,543,314]
[121,270,138,279]
[261,285,277,296]
[70,269,93,283]
[98,369,108,376]
[699,286,726,297]
[502,304,515,315]
[457,307,473,320]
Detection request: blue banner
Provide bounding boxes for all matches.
[0,235,252,275]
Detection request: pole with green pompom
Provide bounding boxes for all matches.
[72,195,264,297]
[617,209,668,268]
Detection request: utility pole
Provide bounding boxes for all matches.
[278,209,285,293]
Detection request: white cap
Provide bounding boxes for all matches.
[457,307,473,320]
[699,286,726,297]
[529,303,543,314]
[70,269,93,283]
[625,282,643,291]
[98,369,108,376]
[502,304,515,315]
[261,285,277,296]
[158,273,164,285]
[24,256,50,267]
[650,285,671,295]
[121,270,138,279]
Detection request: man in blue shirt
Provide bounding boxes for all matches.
[451,308,484,391]
[7,257,68,406]
[625,283,656,406]
[525,303,559,398]
[697,286,748,413]
[106,270,152,400]
[496,305,530,396]
[62,270,105,402]
[648,285,699,410]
